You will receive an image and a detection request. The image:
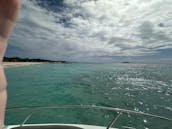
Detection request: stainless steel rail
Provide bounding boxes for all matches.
[7,105,172,129]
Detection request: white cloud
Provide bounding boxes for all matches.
[6,0,172,61]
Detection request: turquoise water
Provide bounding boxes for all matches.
[4,63,172,129]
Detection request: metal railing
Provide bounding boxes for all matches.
[7,105,172,129]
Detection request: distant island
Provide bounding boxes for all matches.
[121,61,131,64]
[3,57,68,63]
[3,57,133,64]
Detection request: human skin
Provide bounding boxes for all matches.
[0,0,20,128]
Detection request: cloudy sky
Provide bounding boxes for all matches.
[5,0,172,62]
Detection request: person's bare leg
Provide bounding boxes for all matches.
[0,0,20,128]
[0,63,7,129]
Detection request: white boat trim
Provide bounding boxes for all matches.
[5,105,172,129]
[5,124,118,129]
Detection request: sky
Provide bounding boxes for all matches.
[5,0,172,63]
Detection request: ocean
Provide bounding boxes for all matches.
[4,63,172,129]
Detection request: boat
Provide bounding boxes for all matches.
[4,105,172,129]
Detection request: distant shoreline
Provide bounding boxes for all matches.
[3,57,68,63]
[3,62,44,68]
[2,57,70,68]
